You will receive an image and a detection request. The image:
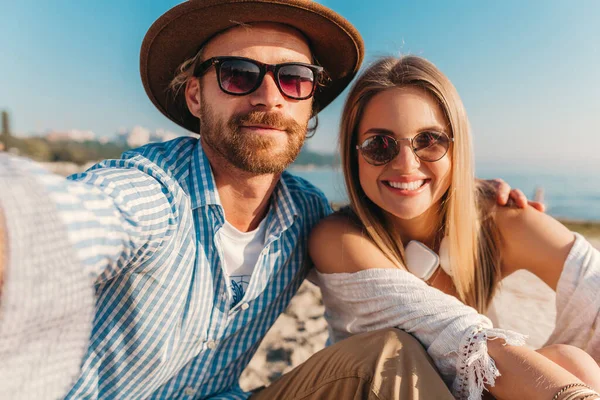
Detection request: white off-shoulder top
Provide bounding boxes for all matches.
[315,233,600,400]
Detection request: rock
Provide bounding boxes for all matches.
[265,347,293,364]
[239,280,327,391]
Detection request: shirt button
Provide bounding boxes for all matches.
[241,303,249,310]
[184,387,196,396]
[207,340,217,350]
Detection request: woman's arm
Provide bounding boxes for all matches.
[309,214,596,400]
[494,205,575,289]
[487,339,593,399]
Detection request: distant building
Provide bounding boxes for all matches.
[154,128,180,142]
[124,126,151,148]
[38,125,185,147]
[116,126,183,148]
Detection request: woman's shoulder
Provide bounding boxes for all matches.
[309,207,399,274]
[308,209,364,265]
[311,206,362,236]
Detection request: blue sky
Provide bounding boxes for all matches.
[1,0,599,170]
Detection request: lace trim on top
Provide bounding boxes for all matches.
[452,326,528,400]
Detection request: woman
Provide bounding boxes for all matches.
[309,56,600,400]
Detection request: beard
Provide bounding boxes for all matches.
[199,101,309,174]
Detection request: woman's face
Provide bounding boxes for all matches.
[357,86,452,222]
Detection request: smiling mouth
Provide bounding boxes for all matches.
[384,179,429,191]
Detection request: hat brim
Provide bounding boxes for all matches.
[140,0,364,134]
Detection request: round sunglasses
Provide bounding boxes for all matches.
[194,56,324,100]
[356,131,453,165]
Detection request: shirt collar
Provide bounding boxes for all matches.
[188,140,221,209]
[187,141,299,230]
[266,172,299,239]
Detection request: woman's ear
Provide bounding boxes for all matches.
[185,78,202,118]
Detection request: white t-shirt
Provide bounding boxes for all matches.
[219,218,268,306]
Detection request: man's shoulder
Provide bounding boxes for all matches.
[281,171,331,217]
[123,136,198,175]
[69,136,199,205]
[282,170,327,200]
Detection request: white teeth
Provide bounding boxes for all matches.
[387,180,425,190]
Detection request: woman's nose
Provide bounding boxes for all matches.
[389,139,420,171]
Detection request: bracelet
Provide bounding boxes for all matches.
[553,384,591,400]
[562,389,598,400]
[553,383,600,400]
[562,390,600,400]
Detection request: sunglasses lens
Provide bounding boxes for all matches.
[219,59,261,94]
[277,65,316,99]
[413,132,451,161]
[359,135,398,165]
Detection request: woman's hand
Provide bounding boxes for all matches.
[481,178,545,212]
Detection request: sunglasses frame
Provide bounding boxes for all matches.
[194,56,324,100]
[356,132,454,166]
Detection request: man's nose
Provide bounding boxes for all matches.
[248,72,285,109]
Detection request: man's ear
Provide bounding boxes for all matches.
[185,78,202,118]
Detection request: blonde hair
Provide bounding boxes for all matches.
[340,56,501,312]
[168,49,204,100]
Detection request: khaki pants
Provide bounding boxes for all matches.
[250,328,453,400]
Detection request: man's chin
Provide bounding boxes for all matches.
[244,135,288,150]
[234,148,299,174]
[235,161,287,174]
[243,157,294,174]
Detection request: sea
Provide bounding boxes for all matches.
[290,165,600,222]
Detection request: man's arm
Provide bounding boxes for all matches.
[0,208,5,299]
[0,154,180,398]
[61,158,181,283]
[0,157,96,398]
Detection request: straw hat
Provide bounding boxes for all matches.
[140,0,364,133]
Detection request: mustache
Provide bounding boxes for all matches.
[230,111,304,134]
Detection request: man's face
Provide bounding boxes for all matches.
[187,23,315,174]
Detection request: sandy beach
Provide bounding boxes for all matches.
[240,233,600,392]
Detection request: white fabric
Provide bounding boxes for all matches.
[219,218,267,302]
[545,232,600,360]
[316,268,526,400]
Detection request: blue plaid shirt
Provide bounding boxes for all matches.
[0,137,331,399]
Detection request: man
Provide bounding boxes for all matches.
[0,1,537,398]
